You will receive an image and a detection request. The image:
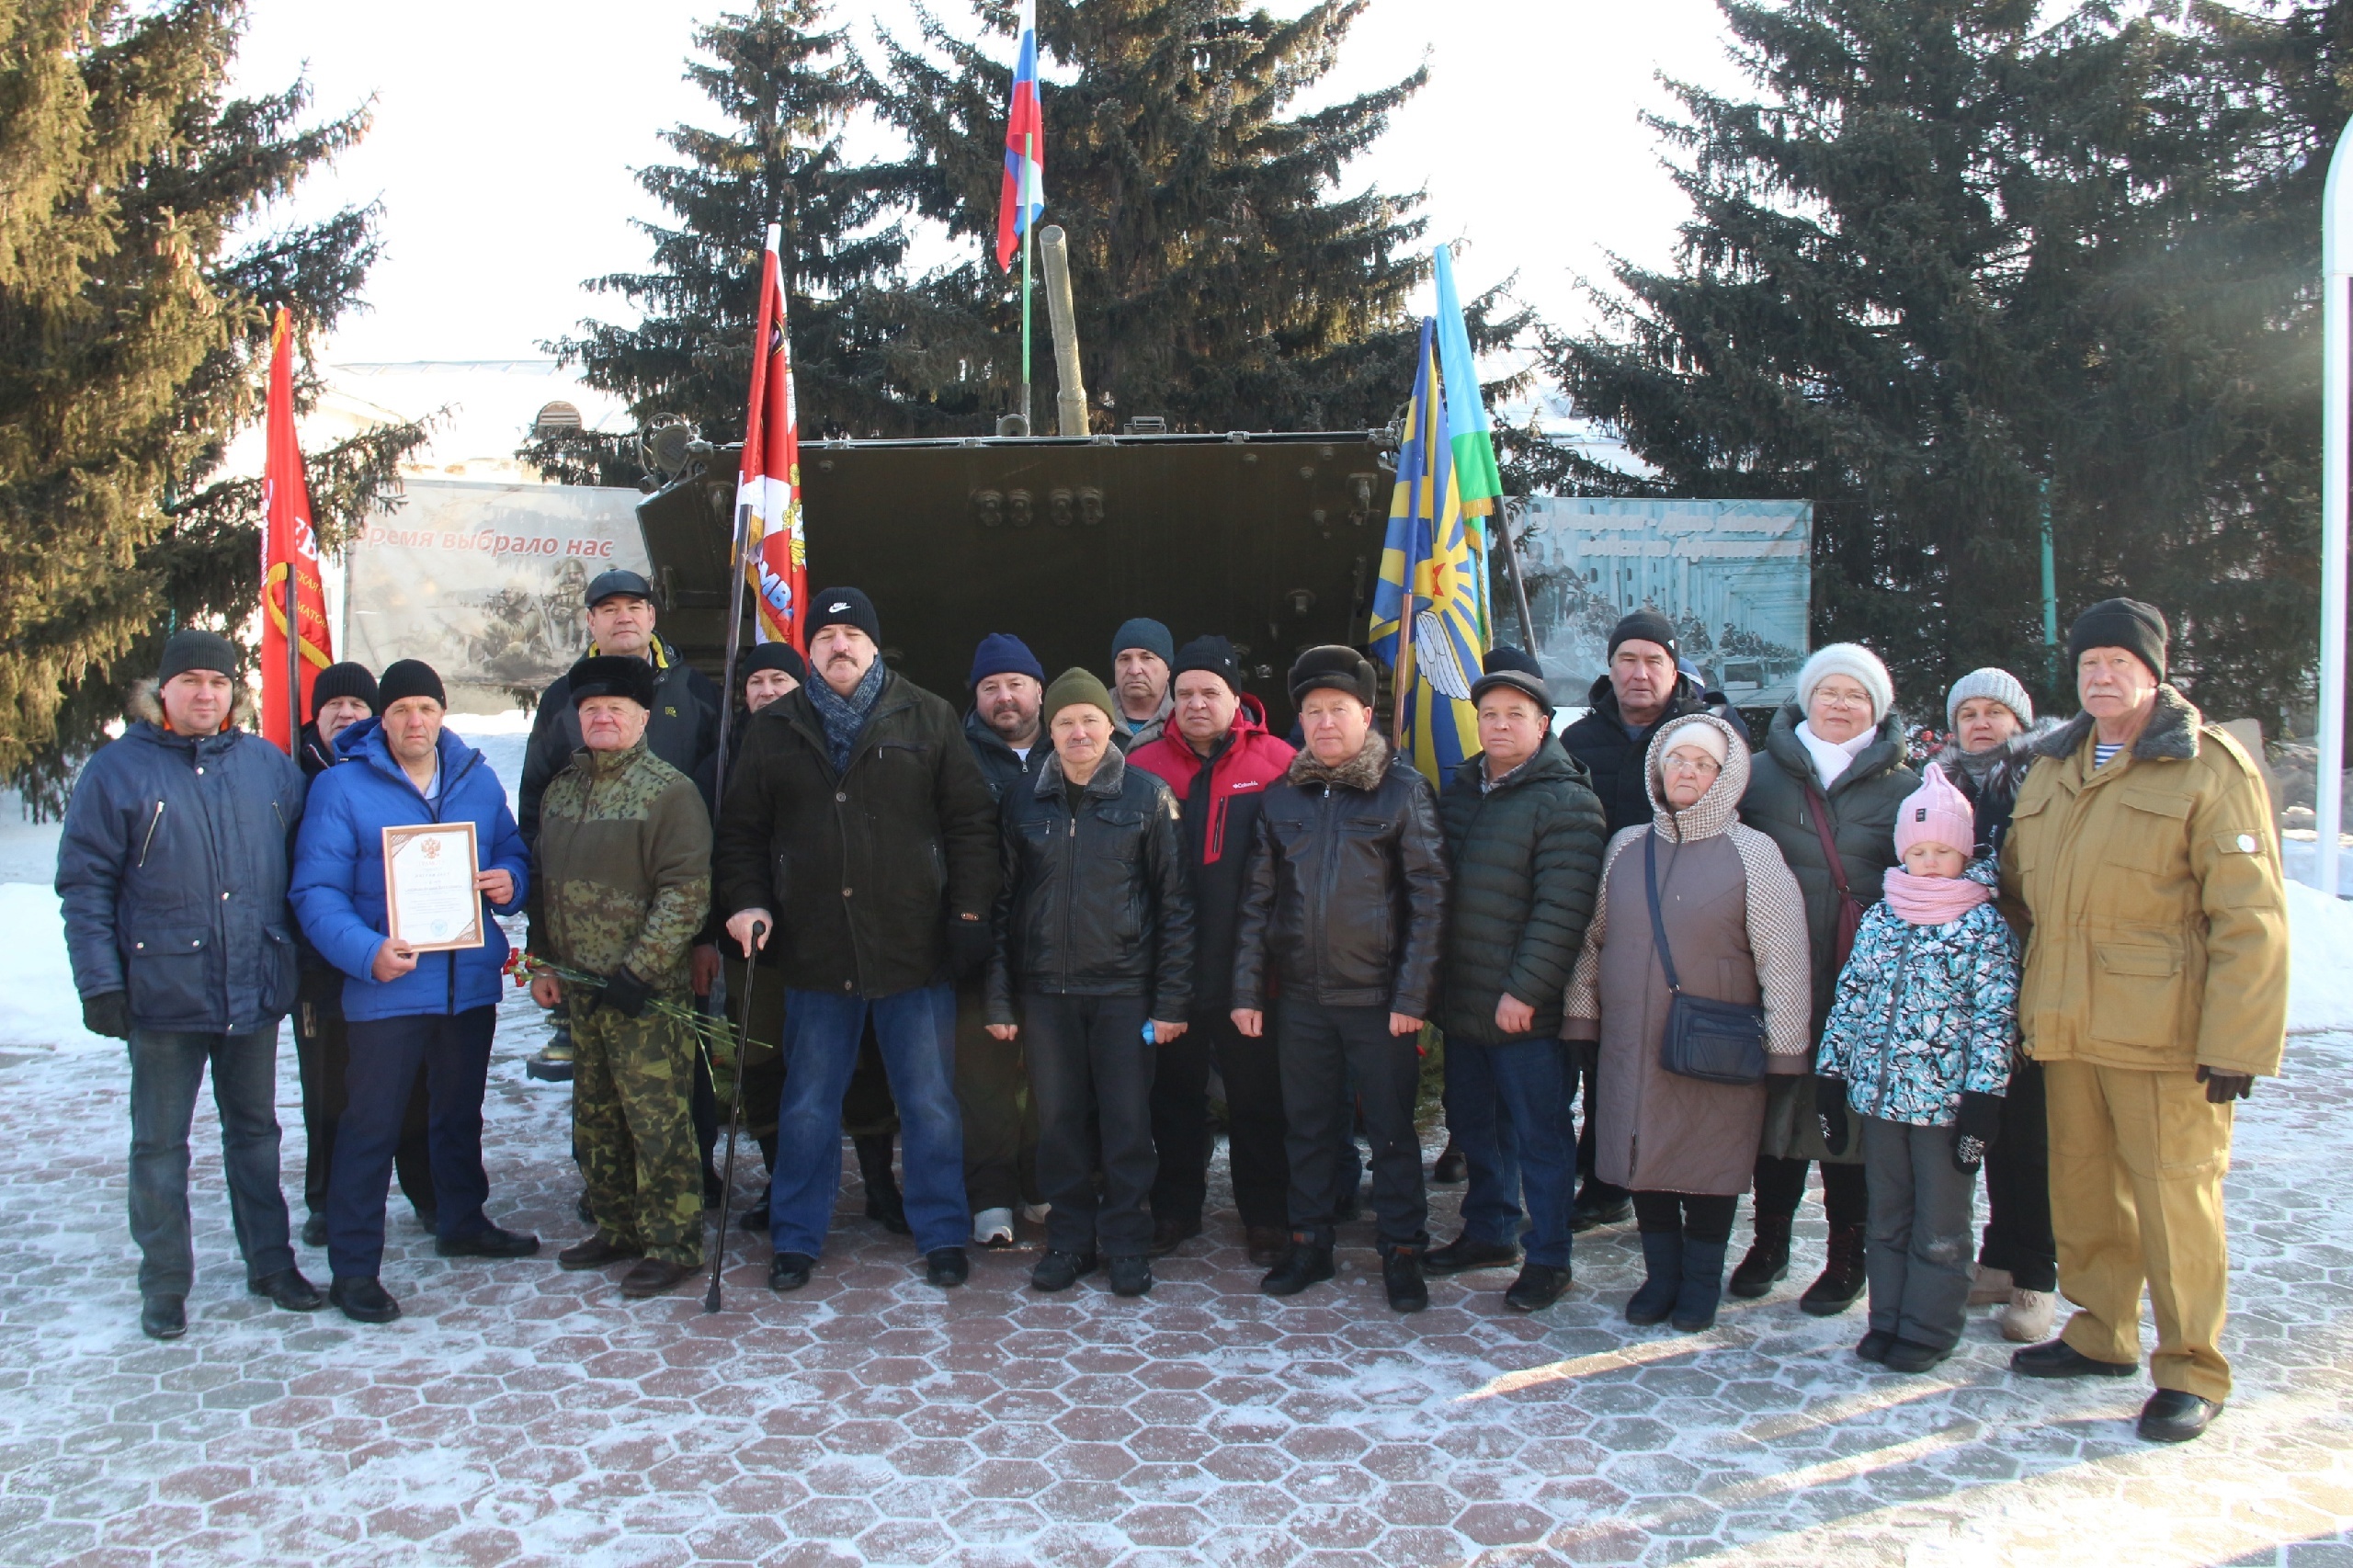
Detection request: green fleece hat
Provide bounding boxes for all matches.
[1041,666,1116,731]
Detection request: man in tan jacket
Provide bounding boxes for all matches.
[1998,598,2287,1444]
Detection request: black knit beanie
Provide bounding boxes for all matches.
[310,662,378,716]
[806,587,881,646]
[2066,597,2168,684]
[1607,610,1678,660]
[1173,634,1242,696]
[376,660,447,710]
[158,629,239,685]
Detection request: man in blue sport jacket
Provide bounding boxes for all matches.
[290,660,537,1324]
[57,630,323,1340]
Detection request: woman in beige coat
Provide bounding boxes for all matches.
[1563,716,1812,1331]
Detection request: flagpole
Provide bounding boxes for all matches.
[283,565,300,748]
[1019,132,1035,436]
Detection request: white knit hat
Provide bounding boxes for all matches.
[1795,642,1894,723]
[1944,666,2034,732]
[1658,718,1729,765]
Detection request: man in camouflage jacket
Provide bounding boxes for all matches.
[528,656,713,1298]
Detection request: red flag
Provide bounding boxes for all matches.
[736,225,805,648]
[260,306,332,752]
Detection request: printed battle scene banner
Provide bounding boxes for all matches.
[1510,497,1813,709]
[345,479,653,702]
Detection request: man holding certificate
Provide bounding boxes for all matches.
[528,655,714,1300]
[290,660,537,1324]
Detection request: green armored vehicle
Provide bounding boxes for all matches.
[633,429,1398,731]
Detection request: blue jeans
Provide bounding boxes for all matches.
[327,1007,497,1280]
[126,1026,294,1297]
[770,983,966,1256]
[1448,1039,1576,1267]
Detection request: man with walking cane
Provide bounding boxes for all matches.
[704,915,768,1312]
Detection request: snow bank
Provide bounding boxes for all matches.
[2287,878,2353,1035]
[0,884,108,1053]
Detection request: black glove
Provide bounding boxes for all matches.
[2196,1065,2254,1104]
[597,968,653,1019]
[949,915,993,982]
[82,991,131,1040]
[1814,1075,1851,1157]
[1952,1089,2004,1173]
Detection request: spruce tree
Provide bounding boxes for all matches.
[1,0,424,802]
[1540,0,2335,729]
[866,0,1434,432]
[538,0,914,479]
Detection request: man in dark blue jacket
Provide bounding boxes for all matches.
[290,660,537,1324]
[57,630,322,1340]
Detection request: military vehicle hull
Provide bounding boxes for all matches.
[635,431,1394,730]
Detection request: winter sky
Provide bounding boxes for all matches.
[227,1,1747,369]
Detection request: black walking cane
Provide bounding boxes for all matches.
[704,918,768,1312]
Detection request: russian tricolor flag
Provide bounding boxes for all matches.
[995,0,1044,272]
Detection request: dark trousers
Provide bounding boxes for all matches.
[1574,1053,1627,1206]
[1632,1190,1737,1242]
[1448,1039,1576,1268]
[1978,1056,2056,1290]
[1862,1115,1976,1351]
[1208,1016,1290,1231]
[294,969,434,1220]
[770,983,964,1256]
[327,1007,498,1280]
[126,1025,294,1298]
[1148,1021,1211,1226]
[955,983,1037,1211]
[1755,1153,1869,1228]
[1025,993,1157,1256]
[1277,1001,1427,1250]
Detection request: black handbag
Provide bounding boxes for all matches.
[1643,831,1768,1086]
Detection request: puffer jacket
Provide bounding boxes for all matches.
[290,719,531,1021]
[1557,674,1714,838]
[1435,738,1607,1044]
[712,668,1000,997]
[1739,704,1919,1034]
[964,707,1044,801]
[1230,730,1449,1017]
[1998,684,2288,1076]
[529,739,711,993]
[1815,859,2017,1126]
[56,684,306,1034]
[1126,693,1296,1018]
[519,636,719,848]
[985,746,1197,1023]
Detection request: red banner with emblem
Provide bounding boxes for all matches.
[259,306,333,752]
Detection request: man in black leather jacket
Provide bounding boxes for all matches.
[984,668,1195,1299]
[1231,646,1449,1312]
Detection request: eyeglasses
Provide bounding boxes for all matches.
[1661,755,1722,776]
[1813,687,1871,708]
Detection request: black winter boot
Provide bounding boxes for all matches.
[1729,1210,1791,1299]
[1261,1241,1336,1297]
[1800,1222,1869,1316]
[853,1134,911,1234]
[1382,1247,1429,1313]
[1625,1228,1684,1326]
[1671,1236,1729,1332]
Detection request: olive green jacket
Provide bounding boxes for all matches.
[528,740,711,992]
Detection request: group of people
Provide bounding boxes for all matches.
[56,569,2287,1448]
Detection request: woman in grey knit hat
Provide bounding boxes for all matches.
[1933,666,2057,1345]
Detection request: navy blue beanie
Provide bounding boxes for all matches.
[1111,617,1174,667]
[970,632,1045,689]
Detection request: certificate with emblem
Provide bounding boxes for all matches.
[381,823,484,951]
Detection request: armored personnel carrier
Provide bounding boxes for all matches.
[633,429,1397,731]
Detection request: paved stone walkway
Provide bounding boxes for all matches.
[4,983,2351,1566]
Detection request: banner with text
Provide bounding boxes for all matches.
[1511,497,1813,709]
[346,479,653,699]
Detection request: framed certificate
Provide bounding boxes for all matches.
[382,823,484,952]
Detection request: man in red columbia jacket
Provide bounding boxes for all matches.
[1127,635,1297,1264]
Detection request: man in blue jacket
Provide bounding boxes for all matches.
[290,660,538,1324]
[57,630,322,1340]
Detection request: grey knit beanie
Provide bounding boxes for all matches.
[1944,667,2033,732]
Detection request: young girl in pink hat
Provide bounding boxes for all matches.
[1813,763,2020,1372]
